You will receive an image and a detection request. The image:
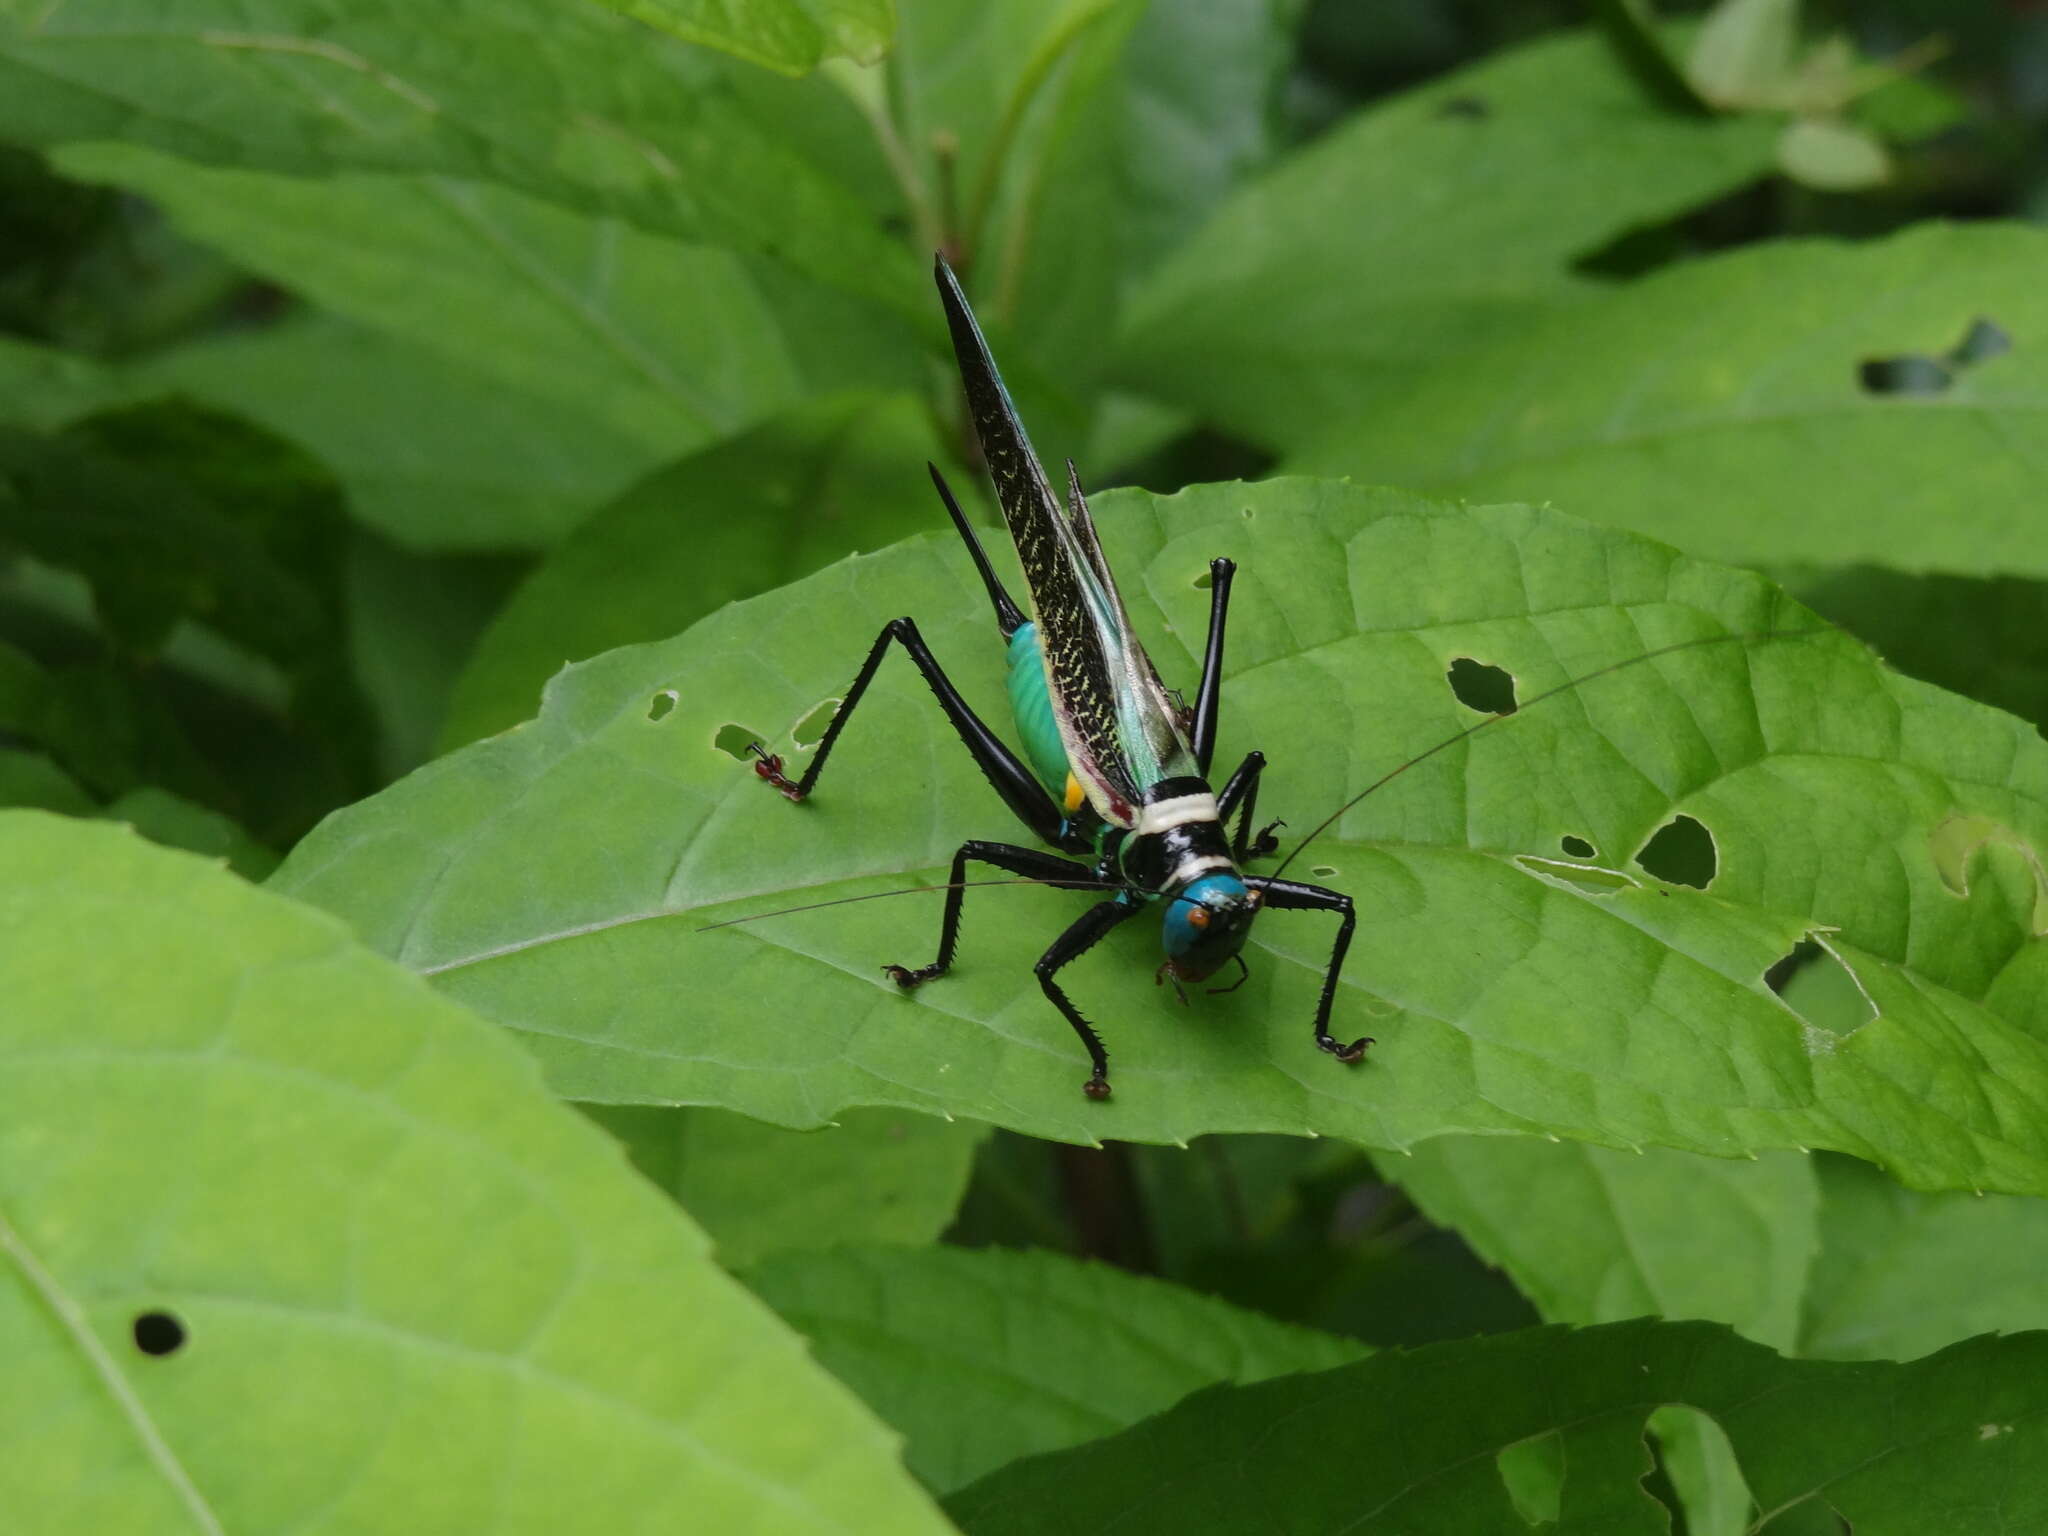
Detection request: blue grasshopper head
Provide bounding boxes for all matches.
[1161,872,1260,983]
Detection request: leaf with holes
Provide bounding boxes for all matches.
[440,392,945,749]
[0,811,949,1535]
[740,1244,1366,1493]
[582,1104,987,1268]
[272,477,2048,1189]
[940,1318,2048,1534]
[1290,221,2048,576]
[1112,26,1779,452]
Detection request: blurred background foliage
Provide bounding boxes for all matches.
[4,0,2048,1433]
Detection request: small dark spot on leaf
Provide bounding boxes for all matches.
[1561,835,1596,859]
[1858,315,2011,396]
[1240,505,1254,520]
[792,699,840,750]
[713,723,765,760]
[1193,569,1214,590]
[1438,95,1491,119]
[1637,814,1716,889]
[1311,864,1339,878]
[133,1311,186,1356]
[1446,657,1518,716]
[647,690,676,722]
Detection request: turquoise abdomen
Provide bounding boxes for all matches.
[1005,622,1073,798]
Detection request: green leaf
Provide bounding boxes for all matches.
[1291,222,2048,575]
[1801,1151,2048,1361]
[590,0,892,75]
[0,811,950,1533]
[1113,27,1779,451]
[0,0,924,325]
[53,143,807,457]
[0,319,663,553]
[943,1318,2048,1534]
[582,1105,987,1268]
[1777,116,1890,190]
[271,479,2048,1196]
[440,392,945,749]
[1687,0,1798,107]
[741,1244,1366,1493]
[1119,0,1306,268]
[1393,1139,1818,1350]
[0,746,95,815]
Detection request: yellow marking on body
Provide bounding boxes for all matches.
[1063,774,1087,814]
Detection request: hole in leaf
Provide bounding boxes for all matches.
[1766,938,1876,1037]
[1192,569,1213,590]
[1515,855,1634,894]
[1241,505,1254,520]
[1446,657,1518,716]
[792,699,840,750]
[1636,814,1716,889]
[133,1311,186,1357]
[1561,835,1596,859]
[1311,865,1339,878]
[1496,1432,1563,1526]
[1858,315,2011,396]
[1438,95,1491,120]
[713,723,765,760]
[647,690,677,722]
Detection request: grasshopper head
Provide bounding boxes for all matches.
[1161,873,1259,983]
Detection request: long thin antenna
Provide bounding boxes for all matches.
[1267,626,1830,884]
[698,877,1119,932]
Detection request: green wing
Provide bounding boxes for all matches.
[935,258,1197,827]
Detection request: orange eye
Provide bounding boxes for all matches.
[1187,906,1211,929]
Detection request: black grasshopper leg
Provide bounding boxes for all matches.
[1190,558,1234,775]
[751,616,1081,852]
[1244,876,1373,1064]
[884,840,1134,1100]
[884,840,1099,986]
[1038,899,1145,1100]
[1216,750,1284,862]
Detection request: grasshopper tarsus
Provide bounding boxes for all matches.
[1325,1035,1374,1064]
[1082,1074,1112,1101]
[884,962,940,989]
[748,743,807,801]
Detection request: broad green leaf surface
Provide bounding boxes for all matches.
[591,0,891,74]
[54,144,805,457]
[741,1244,1365,1493]
[272,479,2048,1194]
[440,393,945,749]
[1393,1138,1818,1349]
[582,1104,986,1268]
[1118,0,1304,269]
[1291,222,2048,576]
[0,812,949,1535]
[1801,1151,2048,1362]
[1113,28,1779,451]
[0,0,924,324]
[943,1318,2048,1535]
[0,322,657,551]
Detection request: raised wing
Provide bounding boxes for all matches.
[934,256,1197,827]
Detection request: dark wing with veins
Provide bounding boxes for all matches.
[934,257,1197,826]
